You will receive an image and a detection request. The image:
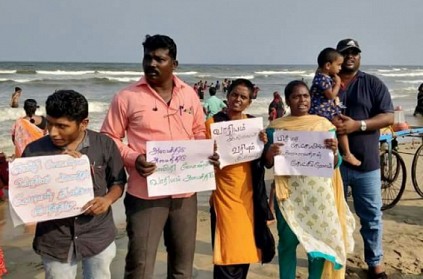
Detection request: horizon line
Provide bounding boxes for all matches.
[0,60,421,67]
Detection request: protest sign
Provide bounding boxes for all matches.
[210,117,264,168]
[273,130,335,178]
[9,155,94,226]
[146,139,215,197]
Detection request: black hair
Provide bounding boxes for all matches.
[46,90,88,123]
[143,34,177,60]
[15,87,21,92]
[317,47,342,68]
[227,78,254,99]
[284,80,309,100]
[209,87,217,96]
[24,106,36,118]
[419,83,423,92]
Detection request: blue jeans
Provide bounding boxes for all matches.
[42,241,116,279]
[340,166,383,267]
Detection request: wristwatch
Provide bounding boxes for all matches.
[360,120,367,131]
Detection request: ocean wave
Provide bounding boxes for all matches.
[379,72,423,77]
[396,80,423,84]
[0,103,108,122]
[0,78,37,83]
[175,71,198,76]
[106,77,139,83]
[97,70,141,76]
[300,73,315,78]
[227,75,255,80]
[0,70,16,74]
[88,101,110,113]
[0,76,138,84]
[16,69,37,74]
[37,70,95,75]
[377,68,402,73]
[0,107,28,122]
[255,70,306,75]
[391,94,412,99]
[195,74,212,78]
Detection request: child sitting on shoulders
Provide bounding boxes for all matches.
[309,47,361,166]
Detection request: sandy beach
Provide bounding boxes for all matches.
[1,115,423,279]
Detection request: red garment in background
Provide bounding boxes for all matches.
[0,155,8,200]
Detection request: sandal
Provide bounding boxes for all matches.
[368,272,387,279]
[367,269,388,279]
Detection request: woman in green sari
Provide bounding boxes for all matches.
[264,80,355,279]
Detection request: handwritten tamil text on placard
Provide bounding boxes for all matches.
[9,155,94,226]
[146,140,215,197]
[211,117,264,168]
[273,130,335,178]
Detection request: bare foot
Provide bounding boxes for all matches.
[343,153,362,166]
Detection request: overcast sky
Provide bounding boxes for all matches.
[0,0,421,65]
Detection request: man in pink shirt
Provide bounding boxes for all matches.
[101,34,216,279]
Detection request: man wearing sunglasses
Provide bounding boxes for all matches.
[334,39,394,279]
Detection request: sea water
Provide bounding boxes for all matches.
[0,62,422,155]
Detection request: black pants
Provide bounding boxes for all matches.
[210,207,250,279]
[213,264,250,279]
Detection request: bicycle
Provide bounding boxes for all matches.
[379,136,407,210]
[379,127,423,210]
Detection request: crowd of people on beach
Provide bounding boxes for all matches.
[2,34,421,279]
[193,79,260,100]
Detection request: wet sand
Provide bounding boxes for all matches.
[1,113,423,278]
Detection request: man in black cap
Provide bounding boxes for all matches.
[334,38,394,279]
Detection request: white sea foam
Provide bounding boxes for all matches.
[106,77,139,83]
[88,101,110,113]
[175,71,198,76]
[301,73,315,78]
[196,74,212,78]
[97,70,141,76]
[0,107,30,122]
[37,70,95,75]
[0,70,16,74]
[377,68,402,73]
[379,72,423,77]
[255,70,306,75]
[391,94,412,100]
[227,75,255,80]
[12,78,38,83]
[397,80,423,84]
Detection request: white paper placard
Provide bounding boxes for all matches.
[8,155,94,226]
[210,117,264,168]
[146,139,216,197]
[273,130,335,178]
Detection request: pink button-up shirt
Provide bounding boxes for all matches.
[101,76,206,199]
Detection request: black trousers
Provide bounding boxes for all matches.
[210,207,250,279]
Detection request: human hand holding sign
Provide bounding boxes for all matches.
[135,154,156,177]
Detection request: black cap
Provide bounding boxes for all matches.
[23,99,39,109]
[336,39,361,53]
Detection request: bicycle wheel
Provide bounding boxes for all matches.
[411,144,423,198]
[380,150,407,210]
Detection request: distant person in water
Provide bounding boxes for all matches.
[268,91,285,121]
[413,83,423,116]
[11,99,47,157]
[203,87,226,119]
[252,84,260,99]
[10,87,22,108]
